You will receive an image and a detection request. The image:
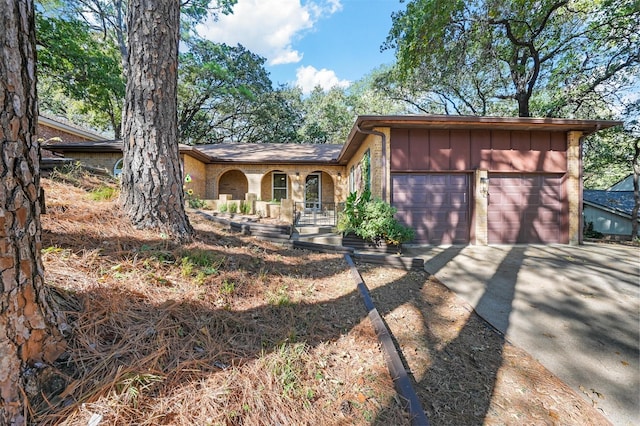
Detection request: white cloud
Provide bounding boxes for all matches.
[197,0,342,66]
[295,65,351,94]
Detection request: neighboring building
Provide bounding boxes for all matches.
[37,115,110,174]
[38,115,107,153]
[607,174,635,191]
[43,114,620,245]
[583,175,639,238]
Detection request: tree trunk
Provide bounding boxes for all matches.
[1,1,66,424]
[632,139,639,239]
[121,0,194,241]
[517,93,530,117]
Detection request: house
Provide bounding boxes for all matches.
[583,175,639,238]
[43,114,621,245]
[38,115,108,145]
[38,115,111,171]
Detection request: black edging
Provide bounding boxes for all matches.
[344,254,430,426]
[196,210,424,270]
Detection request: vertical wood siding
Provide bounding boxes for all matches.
[390,128,567,172]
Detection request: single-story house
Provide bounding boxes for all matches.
[583,175,639,238]
[38,114,111,171]
[43,114,621,245]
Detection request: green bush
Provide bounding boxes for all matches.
[337,190,414,245]
[240,201,251,214]
[228,203,238,214]
[218,203,228,213]
[187,196,206,209]
[89,185,117,201]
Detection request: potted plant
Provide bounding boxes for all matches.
[337,190,414,254]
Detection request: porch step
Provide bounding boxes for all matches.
[294,225,335,235]
[294,232,343,246]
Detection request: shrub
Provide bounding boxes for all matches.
[218,203,228,213]
[228,203,238,214]
[89,185,117,201]
[583,221,603,238]
[337,190,414,245]
[187,195,206,209]
[183,174,206,208]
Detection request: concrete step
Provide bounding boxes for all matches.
[295,232,342,246]
[294,225,335,235]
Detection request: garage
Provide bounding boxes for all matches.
[392,173,470,244]
[488,173,567,244]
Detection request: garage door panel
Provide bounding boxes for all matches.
[488,173,567,244]
[392,173,470,245]
[393,191,428,204]
[524,209,558,222]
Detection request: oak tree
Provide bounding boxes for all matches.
[384,0,639,118]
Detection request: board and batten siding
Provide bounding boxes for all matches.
[390,128,567,172]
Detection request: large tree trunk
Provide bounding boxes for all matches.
[0,1,66,424]
[121,0,194,241]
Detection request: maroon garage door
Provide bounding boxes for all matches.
[392,173,470,244]
[488,173,567,244]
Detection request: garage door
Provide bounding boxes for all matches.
[392,173,470,244]
[488,174,567,244]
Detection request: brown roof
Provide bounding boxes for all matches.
[42,115,622,166]
[42,140,124,153]
[351,114,622,132]
[42,140,343,164]
[197,143,342,164]
[39,115,112,140]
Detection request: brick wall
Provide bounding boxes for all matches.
[183,154,207,199]
[567,131,582,245]
[345,128,388,201]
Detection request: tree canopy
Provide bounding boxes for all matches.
[178,39,302,144]
[384,0,640,118]
[36,12,125,136]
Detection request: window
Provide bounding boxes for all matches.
[272,172,287,201]
[113,158,123,178]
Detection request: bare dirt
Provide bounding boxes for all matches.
[33,172,612,425]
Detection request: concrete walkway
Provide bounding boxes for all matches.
[404,243,640,426]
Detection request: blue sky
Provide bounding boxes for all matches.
[196,0,404,94]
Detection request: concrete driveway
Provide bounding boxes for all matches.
[404,243,639,426]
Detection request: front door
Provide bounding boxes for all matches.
[304,173,321,210]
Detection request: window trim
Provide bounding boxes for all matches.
[113,158,123,177]
[272,172,288,201]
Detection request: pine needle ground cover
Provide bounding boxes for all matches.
[34,171,610,425]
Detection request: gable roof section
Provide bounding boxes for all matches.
[39,115,110,141]
[583,190,637,218]
[608,174,635,191]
